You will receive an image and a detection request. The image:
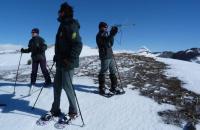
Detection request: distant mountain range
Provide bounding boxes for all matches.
[158,48,200,63]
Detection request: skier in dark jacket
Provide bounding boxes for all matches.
[96,22,121,95]
[21,28,51,88]
[41,2,82,121]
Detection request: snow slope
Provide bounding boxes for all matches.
[0,44,22,53]
[0,45,98,68]
[157,58,200,94]
[0,78,179,130]
[0,45,133,68]
[1,45,200,130]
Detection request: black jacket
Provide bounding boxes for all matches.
[54,18,83,69]
[23,36,47,61]
[96,30,114,60]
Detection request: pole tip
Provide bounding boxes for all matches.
[81,124,86,127]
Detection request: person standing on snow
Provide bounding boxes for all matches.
[41,2,82,121]
[96,22,122,95]
[21,28,52,88]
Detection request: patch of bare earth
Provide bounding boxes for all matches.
[77,53,200,127]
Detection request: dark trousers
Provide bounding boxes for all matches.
[99,59,116,75]
[31,59,51,84]
[51,68,77,114]
[98,59,118,90]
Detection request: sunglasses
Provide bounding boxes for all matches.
[103,26,108,29]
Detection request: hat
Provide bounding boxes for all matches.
[99,22,108,29]
[31,28,39,34]
[59,2,73,18]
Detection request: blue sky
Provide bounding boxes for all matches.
[0,0,199,51]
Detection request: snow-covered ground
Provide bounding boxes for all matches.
[0,78,180,130]
[157,58,200,94]
[0,45,98,68]
[1,45,200,130]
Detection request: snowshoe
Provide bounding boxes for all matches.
[36,112,54,126]
[110,87,125,95]
[98,87,114,97]
[68,112,78,120]
[54,113,78,129]
[101,93,115,98]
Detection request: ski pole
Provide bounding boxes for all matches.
[67,71,85,127]
[28,84,34,96]
[14,53,23,94]
[31,63,55,110]
[112,54,125,92]
[111,23,135,28]
[31,86,44,110]
[47,62,55,78]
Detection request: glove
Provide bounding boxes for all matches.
[21,48,25,53]
[110,26,118,36]
[63,59,70,67]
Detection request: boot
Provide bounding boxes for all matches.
[50,109,62,117]
[31,71,37,85]
[44,79,52,87]
[109,74,121,94]
[41,111,54,121]
[68,112,78,119]
[40,110,61,121]
[98,74,106,95]
[44,73,52,87]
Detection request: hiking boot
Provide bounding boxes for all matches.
[68,112,78,120]
[50,109,62,117]
[58,114,69,124]
[110,87,123,94]
[57,113,78,125]
[109,74,125,94]
[98,74,105,94]
[99,88,106,95]
[44,81,52,87]
[110,74,118,89]
[41,112,54,121]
